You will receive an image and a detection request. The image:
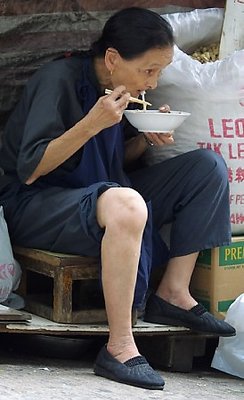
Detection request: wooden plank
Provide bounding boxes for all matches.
[18,262,100,279]
[0,305,32,322]
[14,246,98,265]
[0,314,190,335]
[219,0,244,59]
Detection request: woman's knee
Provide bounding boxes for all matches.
[97,187,148,230]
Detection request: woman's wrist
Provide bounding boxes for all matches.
[142,133,154,147]
[75,117,97,141]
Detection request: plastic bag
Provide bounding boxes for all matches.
[146,8,244,235]
[211,294,244,379]
[163,7,224,52]
[0,206,22,303]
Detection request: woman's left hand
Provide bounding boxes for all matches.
[143,131,174,147]
[143,103,174,146]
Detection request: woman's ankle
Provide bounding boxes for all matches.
[155,290,197,310]
[107,336,140,363]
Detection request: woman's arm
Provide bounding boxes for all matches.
[124,131,174,166]
[26,86,130,185]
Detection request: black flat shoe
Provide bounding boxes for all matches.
[94,345,165,390]
[144,293,236,337]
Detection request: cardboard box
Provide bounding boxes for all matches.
[190,236,244,319]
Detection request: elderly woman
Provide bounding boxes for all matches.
[0,7,235,390]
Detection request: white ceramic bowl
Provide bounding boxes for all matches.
[124,109,191,133]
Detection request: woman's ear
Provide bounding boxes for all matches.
[104,48,120,74]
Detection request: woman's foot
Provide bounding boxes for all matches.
[144,293,236,337]
[94,345,165,390]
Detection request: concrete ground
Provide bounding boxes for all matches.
[0,334,243,400]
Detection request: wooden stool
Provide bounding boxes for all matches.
[13,246,108,324]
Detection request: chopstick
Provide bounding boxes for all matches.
[105,89,152,107]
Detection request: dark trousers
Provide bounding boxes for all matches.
[2,149,231,258]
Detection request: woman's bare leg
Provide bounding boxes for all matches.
[156,253,199,310]
[96,187,148,363]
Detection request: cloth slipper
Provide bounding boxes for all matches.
[94,345,165,390]
[144,293,236,337]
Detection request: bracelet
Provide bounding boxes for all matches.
[142,133,154,146]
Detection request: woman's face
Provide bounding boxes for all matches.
[109,46,173,97]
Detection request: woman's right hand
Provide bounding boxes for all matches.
[84,85,130,136]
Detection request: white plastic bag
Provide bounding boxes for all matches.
[146,8,244,234]
[0,206,22,303]
[211,293,244,379]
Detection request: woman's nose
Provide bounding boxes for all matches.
[146,81,157,90]
[146,77,158,90]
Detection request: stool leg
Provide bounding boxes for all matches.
[53,268,73,323]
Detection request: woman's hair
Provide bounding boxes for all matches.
[90,7,174,59]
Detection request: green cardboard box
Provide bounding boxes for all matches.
[190,236,244,319]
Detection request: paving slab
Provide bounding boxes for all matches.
[0,335,243,400]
